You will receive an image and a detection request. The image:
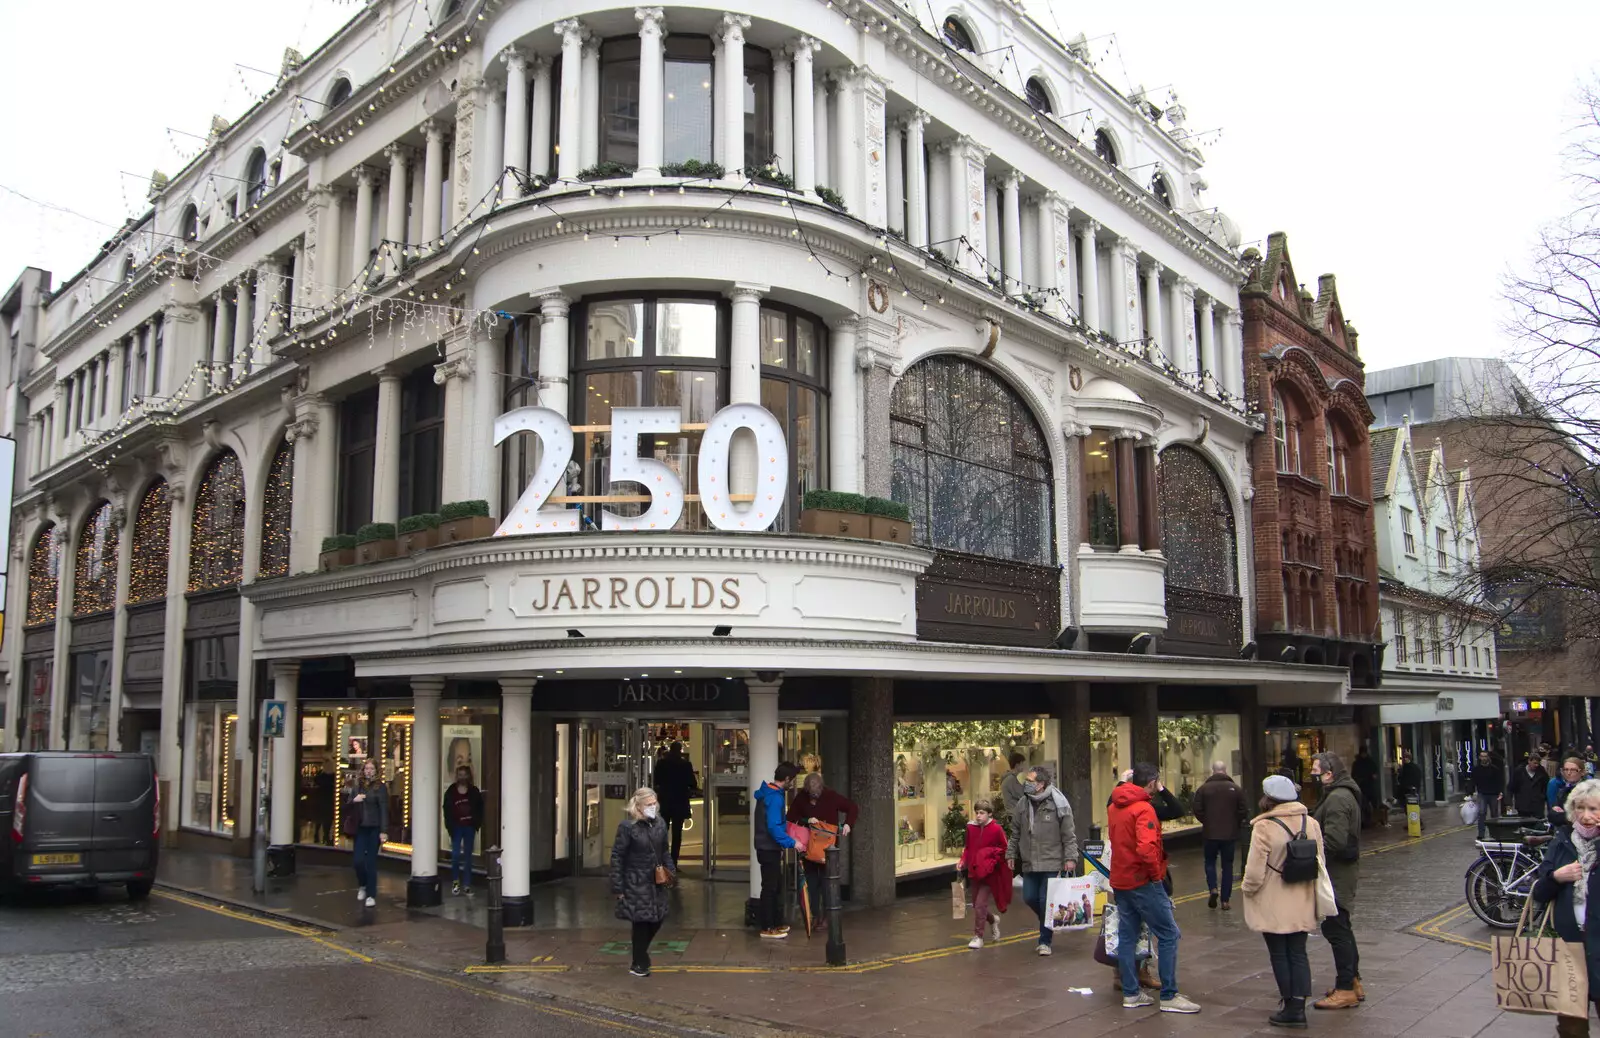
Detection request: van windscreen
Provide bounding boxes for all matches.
[31,758,95,802]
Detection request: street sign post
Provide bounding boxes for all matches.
[253,705,286,893]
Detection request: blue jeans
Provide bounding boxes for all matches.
[1021,872,1055,947]
[1203,839,1236,901]
[1476,793,1499,840]
[450,825,476,887]
[1117,881,1180,999]
[353,826,382,893]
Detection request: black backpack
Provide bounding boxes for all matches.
[1269,817,1319,884]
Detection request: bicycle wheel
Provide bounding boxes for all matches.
[1465,857,1525,929]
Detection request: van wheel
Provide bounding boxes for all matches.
[127,881,153,901]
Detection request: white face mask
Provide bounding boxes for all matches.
[643,805,658,820]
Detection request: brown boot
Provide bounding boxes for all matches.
[1555,1014,1589,1038]
[1138,965,1159,991]
[1353,977,1365,1003]
[1314,988,1360,1010]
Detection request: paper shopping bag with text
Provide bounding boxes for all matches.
[1045,875,1097,931]
[1494,901,1588,1017]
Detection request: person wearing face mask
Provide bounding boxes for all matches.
[611,787,675,978]
[1551,758,1585,828]
[1531,778,1600,1037]
[442,765,485,896]
[1005,764,1078,956]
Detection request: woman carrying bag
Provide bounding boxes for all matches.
[611,787,676,978]
[1241,774,1333,1029]
[1530,777,1600,1036]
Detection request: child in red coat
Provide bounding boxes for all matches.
[958,798,1013,948]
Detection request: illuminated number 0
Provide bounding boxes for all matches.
[493,407,580,535]
[697,403,788,531]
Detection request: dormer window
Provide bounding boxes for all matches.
[1094,128,1118,166]
[941,16,975,52]
[1025,77,1052,114]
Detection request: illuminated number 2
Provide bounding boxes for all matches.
[493,407,580,536]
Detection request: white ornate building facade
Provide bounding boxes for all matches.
[1,0,1346,915]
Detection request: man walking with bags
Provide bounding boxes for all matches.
[1005,764,1078,957]
[1191,760,1248,911]
[1109,762,1201,1014]
[1310,752,1364,1009]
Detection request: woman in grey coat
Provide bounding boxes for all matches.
[611,787,676,977]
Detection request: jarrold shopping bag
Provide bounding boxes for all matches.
[952,879,966,919]
[1045,875,1097,931]
[1494,898,1588,1016]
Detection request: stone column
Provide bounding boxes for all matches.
[422,119,445,244]
[157,472,191,838]
[383,145,409,278]
[813,78,830,190]
[269,662,300,849]
[905,112,929,248]
[313,396,337,551]
[1129,684,1159,766]
[254,265,275,344]
[1108,238,1133,346]
[857,72,886,227]
[528,57,552,182]
[468,325,501,513]
[1178,278,1199,383]
[791,38,818,191]
[1199,295,1217,394]
[985,180,1001,273]
[1223,310,1244,401]
[1142,259,1164,360]
[372,367,402,526]
[719,16,750,179]
[1078,220,1101,333]
[828,316,860,493]
[479,82,506,204]
[106,504,133,750]
[555,21,586,180]
[773,47,793,177]
[1047,682,1093,850]
[635,8,665,178]
[847,677,895,907]
[830,69,855,208]
[230,278,252,380]
[436,342,471,505]
[317,187,344,294]
[1138,444,1160,550]
[500,678,535,925]
[951,137,989,277]
[727,283,764,499]
[580,36,601,170]
[537,292,572,416]
[1115,435,1138,549]
[745,677,782,904]
[287,393,322,573]
[1001,171,1023,297]
[408,676,444,906]
[501,48,528,196]
[352,165,375,280]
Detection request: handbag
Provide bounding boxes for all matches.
[653,825,674,887]
[806,822,838,865]
[1494,897,1588,1016]
[1315,855,1338,918]
[951,878,966,919]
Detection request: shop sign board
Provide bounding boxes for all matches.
[915,551,1059,649]
[1264,706,1357,729]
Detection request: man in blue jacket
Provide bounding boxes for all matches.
[752,761,800,938]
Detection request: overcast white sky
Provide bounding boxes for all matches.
[2,1,1597,376]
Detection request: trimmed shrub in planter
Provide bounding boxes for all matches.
[397,512,441,555]
[752,167,797,190]
[798,489,869,538]
[319,534,357,572]
[577,161,637,181]
[864,496,913,544]
[354,522,398,564]
[438,500,497,543]
[814,185,848,212]
[661,159,725,179]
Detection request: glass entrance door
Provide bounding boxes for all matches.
[579,721,638,871]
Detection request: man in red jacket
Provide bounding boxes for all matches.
[1108,762,1199,1015]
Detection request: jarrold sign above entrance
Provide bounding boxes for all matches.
[510,574,759,616]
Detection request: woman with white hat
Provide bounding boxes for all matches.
[1240,774,1330,1030]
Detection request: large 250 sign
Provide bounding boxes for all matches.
[493,403,789,536]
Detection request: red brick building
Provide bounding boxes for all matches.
[1242,233,1383,686]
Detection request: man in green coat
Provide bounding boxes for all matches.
[1310,752,1363,1009]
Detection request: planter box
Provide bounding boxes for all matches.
[869,516,913,544]
[799,508,868,538]
[397,528,437,555]
[318,548,355,572]
[355,538,398,564]
[438,515,498,543]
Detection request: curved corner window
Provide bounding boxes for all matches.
[663,36,714,165]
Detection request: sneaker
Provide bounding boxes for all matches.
[628,965,650,978]
[989,917,1001,942]
[1036,943,1052,956]
[760,928,788,939]
[776,925,791,934]
[1207,891,1219,909]
[356,887,367,902]
[364,896,376,908]
[968,937,983,949]
[1221,901,1232,911]
[464,886,474,897]
[1160,994,1202,1014]
[451,881,462,896]
[1123,992,1156,1009]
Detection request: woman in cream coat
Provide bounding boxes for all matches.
[1241,774,1333,1030]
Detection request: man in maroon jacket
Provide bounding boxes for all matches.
[1108,762,1199,1015]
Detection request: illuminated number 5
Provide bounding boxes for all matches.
[493,407,580,536]
[603,407,685,531]
[698,403,787,531]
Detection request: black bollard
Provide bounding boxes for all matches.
[825,811,846,966]
[485,845,505,964]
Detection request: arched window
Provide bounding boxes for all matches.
[189,450,246,592]
[1151,174,1172,208]
[1273,385,1304,474]
[258,440,293,579]
[244,148,268,208]
[1273,394,1288,471]
[73,502,118,616]
[1094,128,1118,166]
[1158,447,1237,595]
[941,16,976,52]
[180,204,200,242]
[128,479,171,603]
[326,77,353,109]
[891,355,1052,564]
[1025,77,1052,114]
[27,524,61,626]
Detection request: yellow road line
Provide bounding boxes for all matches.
[1413,902,1492,952]
[153,889,323,937]
[462,965,571,974]
[1365,824,1473,855]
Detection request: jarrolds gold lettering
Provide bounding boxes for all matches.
[615,681,724,707]
[943,590,1018,619]
[530,575,742,612]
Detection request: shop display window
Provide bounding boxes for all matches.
[67,649,113,751]
[1087,714,1242,834]
[892,720,1057,877]
[182,703,237,834]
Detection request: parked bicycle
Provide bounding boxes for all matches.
[1465,818,1551,928]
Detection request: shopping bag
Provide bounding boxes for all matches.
[786,822,810,852]
[1045,875,1097,931]
[1093,904,1120,965]
[806,822,838,865]
[951,879,966,920]
[1494,898,1589,1016]
[1461,798,1481,826]
[1315,858,1338,919]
